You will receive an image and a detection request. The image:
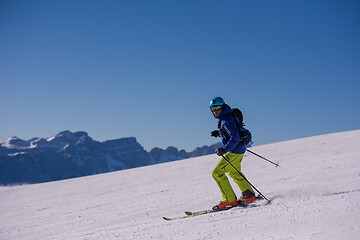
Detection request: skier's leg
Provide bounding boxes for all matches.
[212,155,237,203]
[227,153,255,200]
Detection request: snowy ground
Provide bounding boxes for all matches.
[1,130,359,240]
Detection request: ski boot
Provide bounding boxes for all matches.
[240,190,257,203]
[212,199,238,211]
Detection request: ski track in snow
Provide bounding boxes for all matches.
[0,130,360,240]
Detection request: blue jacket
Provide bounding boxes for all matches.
[214,104,246,154]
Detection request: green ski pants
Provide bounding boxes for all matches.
[212,152,254,203]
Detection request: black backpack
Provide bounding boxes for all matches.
[218,108,252,146]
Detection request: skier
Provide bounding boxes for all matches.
[210,97,256,210]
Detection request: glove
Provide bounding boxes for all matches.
[215,148,225,156]
[211,130,220,138]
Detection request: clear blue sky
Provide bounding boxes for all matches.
[1,0,359,152]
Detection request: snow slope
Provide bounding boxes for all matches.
[0,130,359,240]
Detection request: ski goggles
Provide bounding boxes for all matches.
[210,105,223,112]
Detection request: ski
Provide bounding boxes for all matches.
[163,196,269,221]
[184,200,254,216]
[163,209,213,221]
[163,205,236,221]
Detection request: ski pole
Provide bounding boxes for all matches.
[221,153,271,204]
[246,149,280,167]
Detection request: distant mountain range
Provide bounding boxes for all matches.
[0,131,221,185]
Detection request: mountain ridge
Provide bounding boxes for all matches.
[0,130,221,185]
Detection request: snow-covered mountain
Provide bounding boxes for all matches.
[0,130,359,240]
[0,131,221,185]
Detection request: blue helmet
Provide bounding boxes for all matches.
[210,97,225,107]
